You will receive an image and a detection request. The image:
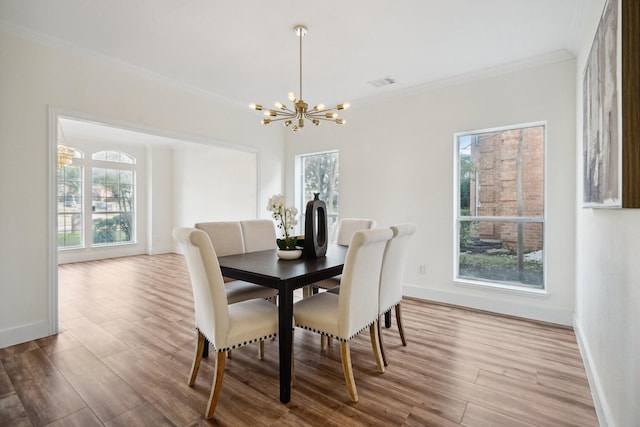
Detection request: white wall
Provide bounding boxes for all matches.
[0,30,284,348]
[574,1,640,426]
[173,143,257,227]
[286,57,577,326]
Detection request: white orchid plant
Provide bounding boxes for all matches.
[267,194,299,250]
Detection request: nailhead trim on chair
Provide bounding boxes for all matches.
[295,320,376,343]
[197,329,278,353]
[380,299,402,315]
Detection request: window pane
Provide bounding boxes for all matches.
[458,220,543,288]
[92,150,135,164]
[92,213,133,244]
[57,163,83,249]
[299,151,339,237]
[459,126,544,217]
[92,165,135,245]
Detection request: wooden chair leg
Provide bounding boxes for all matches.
[395,304,407,346]
[377,318,388,367]
[369,322,385,373]
[321,335,333,350]
[302,285,312,298]
[205,352,226,420]
[340,342,358,402]
[188,331,205,386]
[258,340,265,360]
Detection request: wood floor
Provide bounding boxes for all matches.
[0,254,598,426]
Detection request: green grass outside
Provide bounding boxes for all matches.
[58,232,81,247]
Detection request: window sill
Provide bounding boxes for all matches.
[454,277,548,297]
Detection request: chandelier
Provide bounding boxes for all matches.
[57,145,75,169]
[57,123,75,169]
[250,25,349,132]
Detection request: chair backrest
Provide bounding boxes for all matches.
[241,219,277,252]
[172,227,230,348]
[336,218,376,246]
[379,224,416,315]
[337,228,393,339]
[195,221,245,257]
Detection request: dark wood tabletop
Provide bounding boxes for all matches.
[217,244,348,404]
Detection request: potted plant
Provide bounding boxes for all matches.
[267,194,301,259]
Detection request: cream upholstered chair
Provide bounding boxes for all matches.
[336,218,377,246]
[195,221,278,359]
[195,221,245,257]
[311,218,376,349]
[240,219,277,252]
[293,228,392,402]
[377,223,416,366]
[173,227,280,419]
[308,218,376,294]
[195,221,277,302]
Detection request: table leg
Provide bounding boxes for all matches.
[278,287,293,403]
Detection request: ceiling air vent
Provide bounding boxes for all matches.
[368,76,396,88]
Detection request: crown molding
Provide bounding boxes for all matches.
[353,49,576,109]
[0,19,248,112]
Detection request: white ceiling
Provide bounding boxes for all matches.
[1,0,583,113]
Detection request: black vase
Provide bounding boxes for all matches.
[304,193,328,258]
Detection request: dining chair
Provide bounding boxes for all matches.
[307,217,376,295]
[240,219,277,252]
[172,227,281,419]
[311,218,376,349]
[377,223,416,366]
[195,221,279,359]
[293,227,392,402]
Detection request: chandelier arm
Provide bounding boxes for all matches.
[303,114,339,122]
[266,110,297,118]
[309,106,338,114]
[267,116,300,123]
[305,111,339,118]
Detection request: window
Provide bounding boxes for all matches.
[296,151,339,239]
[91,166,135,245]
[455,123,545,290]
[57,149,137,249]
[57,149,84,248]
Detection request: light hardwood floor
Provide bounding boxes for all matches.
[0,254,598,426]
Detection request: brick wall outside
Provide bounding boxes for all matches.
[468,126,544,252]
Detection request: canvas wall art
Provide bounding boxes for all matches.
[583,0,621,207]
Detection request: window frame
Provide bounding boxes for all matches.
[453,121,547,294]
[57,148,138,250]
[57,149,85,249]
[294,150,339,239]
[90,160,137,246]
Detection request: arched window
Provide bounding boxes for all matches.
[92,150,135,164]
[57,149,137,249]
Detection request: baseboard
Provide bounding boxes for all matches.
[0,320,51,349]
[574,317,612,427]
[147,246,174,255]
[403,284,573,326]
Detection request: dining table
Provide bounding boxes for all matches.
[217,244,348,404]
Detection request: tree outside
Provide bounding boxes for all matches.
[300,151,339,238]
[91,167,134,244]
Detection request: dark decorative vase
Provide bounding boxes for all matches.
[304,193,328,258]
